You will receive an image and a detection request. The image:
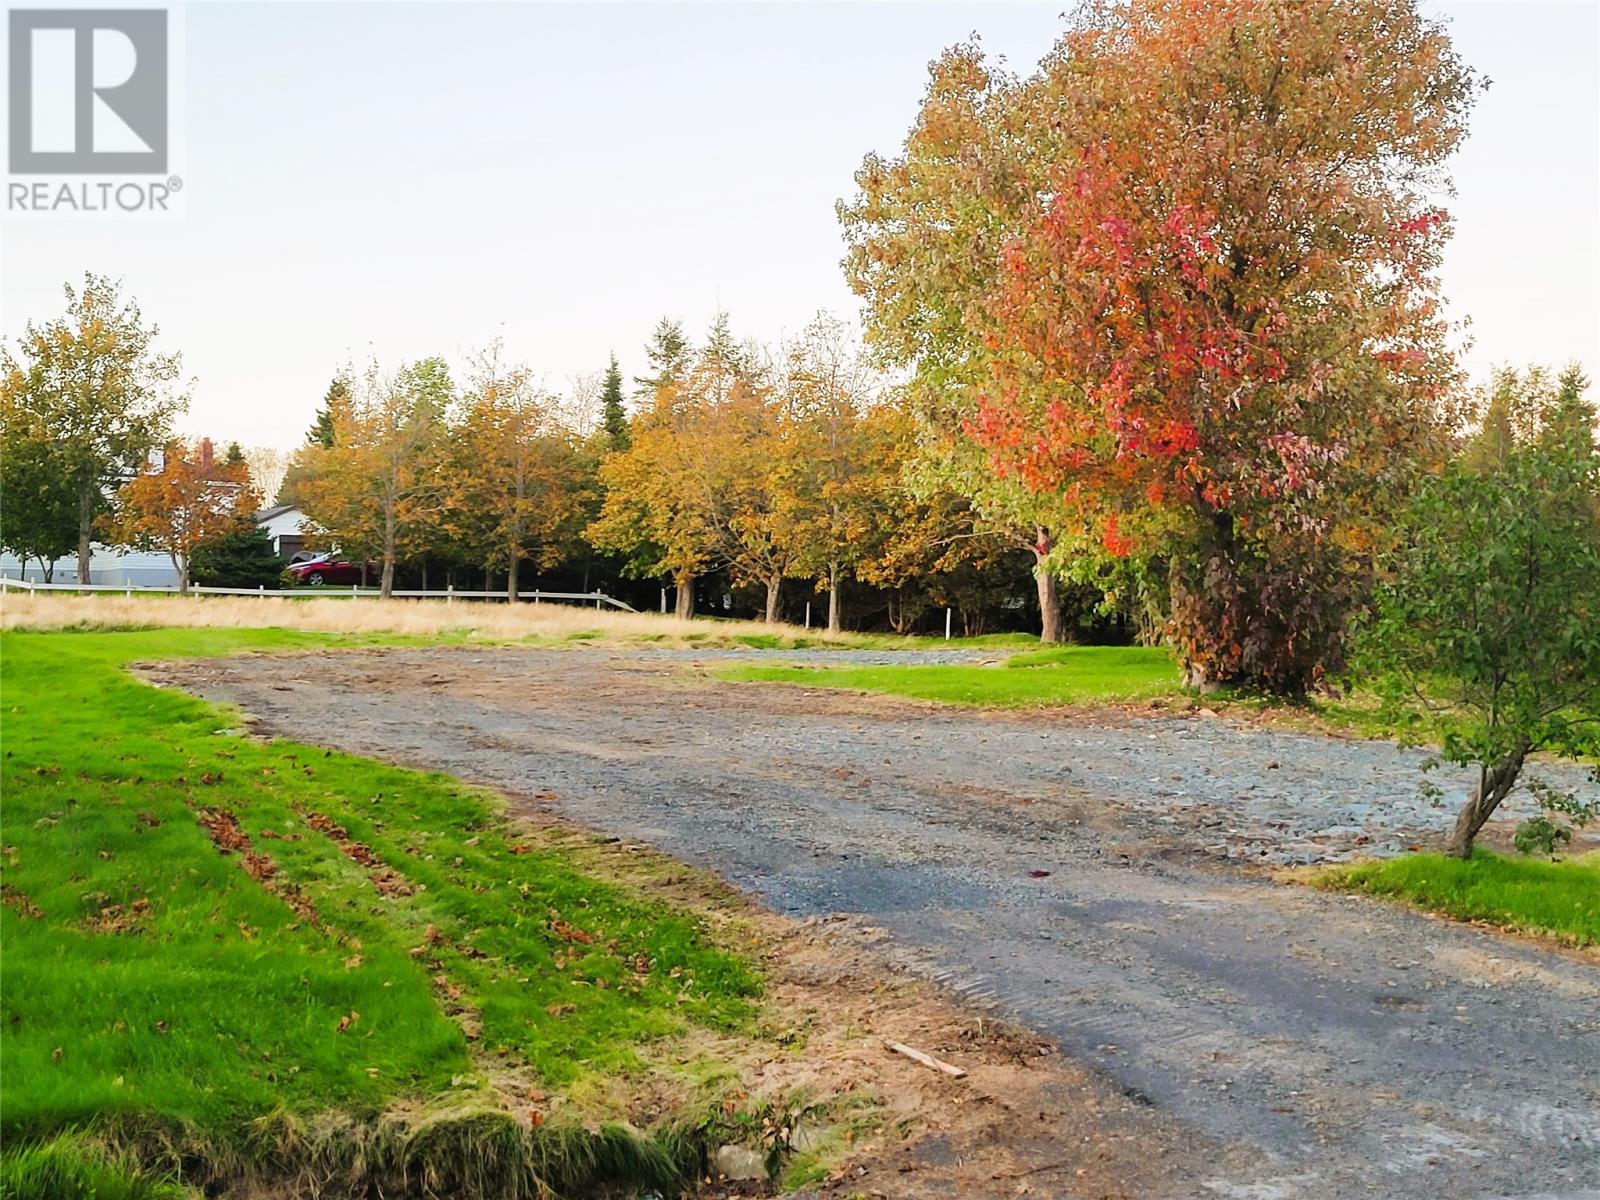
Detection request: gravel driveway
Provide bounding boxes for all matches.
[165,645,1600,1200]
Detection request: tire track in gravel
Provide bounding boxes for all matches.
[163,646,1600,1200]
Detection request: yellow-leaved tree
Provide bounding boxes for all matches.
[440,348,593,601]
[297,358,452,596]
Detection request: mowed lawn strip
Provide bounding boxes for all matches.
[716,644,1181,707]
[1315,851,1600,948]
[0,629,757,1147]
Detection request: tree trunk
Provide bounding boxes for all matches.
[674,571,695,619]
[77,485,94,584]
[175,553,189,596]
[1035,562,1064,644]
[42,558,55,584]
[507,546,520,603]
[827,563,842,634]
[1446,745,1529,858]
[764,573,782,624]
[380,508,396,598]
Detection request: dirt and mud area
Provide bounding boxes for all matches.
[159,644,1600,1200]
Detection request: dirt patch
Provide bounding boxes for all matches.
[78,892,156,935]
[510,820,1246,1197]
[1,883,44,919]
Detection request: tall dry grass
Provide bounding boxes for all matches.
[0,591,841,644]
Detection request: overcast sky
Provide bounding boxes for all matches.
[2,0,1596,450]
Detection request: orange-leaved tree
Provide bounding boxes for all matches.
[589,315,792,620]
[111,438,260,593]
[298,358,452,597]
[842,0,1482,692]
[441,348,593,601]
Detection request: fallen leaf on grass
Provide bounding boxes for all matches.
[548,911,596,944]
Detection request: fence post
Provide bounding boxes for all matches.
[594,591,601,611]
[805,601,811,629]
[945,607,952,641]
[353,585,359,600]
[660,588,667,614]
[258,584,265,596]
[126,582,131,597]
[447,583,454,605]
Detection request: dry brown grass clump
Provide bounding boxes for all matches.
[0,591,836,645]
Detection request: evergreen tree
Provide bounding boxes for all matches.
[1462,368,1521,475]
[190,526,286,589]
[224,440,245,465]
[698,311,748,404]
[1540,364,1597,457]
[307,374,350,447]
[633,318,690,398]
[600,353,629,450]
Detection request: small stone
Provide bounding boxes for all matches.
[712,1144,766,1181]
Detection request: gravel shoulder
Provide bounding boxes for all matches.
[162,645,1600,1200]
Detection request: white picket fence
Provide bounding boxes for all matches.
[0,575,637,611]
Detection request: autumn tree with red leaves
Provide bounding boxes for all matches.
[842,0,1482,692]
[111,438,260,593]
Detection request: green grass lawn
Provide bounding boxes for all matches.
[0,628,761,1198]
[1315,851,1600,947]
[716,644,1180,707]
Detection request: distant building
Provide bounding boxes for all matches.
[0,504,314,585]
[0,546,180,586]
[255,504,309,560]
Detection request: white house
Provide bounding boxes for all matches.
[255,504,309,559]
[0,504,314,586]
[0,545,180,586]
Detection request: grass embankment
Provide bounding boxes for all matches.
[1315,851,1600,948]
[0,627,765,1198]
[717,644,1181,708]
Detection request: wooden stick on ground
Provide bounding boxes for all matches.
[883,1038,967,1079]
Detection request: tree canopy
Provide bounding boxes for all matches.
[1361,371,1599,857]
[0,274,187,582]
[841,0,1483,691]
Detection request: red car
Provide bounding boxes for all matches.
[284,553,371,586]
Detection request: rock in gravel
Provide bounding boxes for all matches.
[712,1144,766,1180]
